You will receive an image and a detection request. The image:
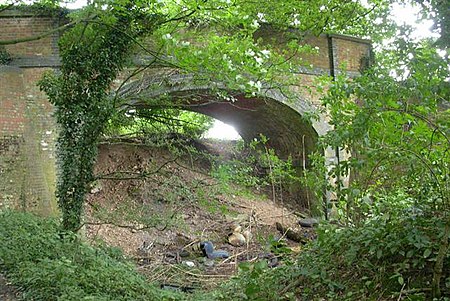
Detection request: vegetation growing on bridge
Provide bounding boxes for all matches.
[0,0,449,299]
[35,0,385,233]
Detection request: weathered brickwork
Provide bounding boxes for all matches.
[0,66,57,214]
[1,11,60,57]
[0,10,371,214]
[334,36,372,72]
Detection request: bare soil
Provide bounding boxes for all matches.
[84,138,314,290]
[0,274,19,301]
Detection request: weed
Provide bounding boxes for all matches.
[0,210,183,301]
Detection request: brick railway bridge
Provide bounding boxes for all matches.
[0,9,372,214]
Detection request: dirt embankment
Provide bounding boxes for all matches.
[84,139,314,290]
[0,274,19,301]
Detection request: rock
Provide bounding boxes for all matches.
[182,261,195,267]
[298,218,319,228]
[276,222,308,244]
[208,250,229,259]
[204,259,215,267]
[242,230,252,242]
[228,232,246,246]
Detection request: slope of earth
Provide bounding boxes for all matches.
[0,274,19,301]
[85,138,314,291]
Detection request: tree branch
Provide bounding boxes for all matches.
[94,156,179,180]
[0,18,84,46]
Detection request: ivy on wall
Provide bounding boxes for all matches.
[0,46,11,64]
[39,4,161,231]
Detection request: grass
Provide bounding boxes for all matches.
[0,210,183,301]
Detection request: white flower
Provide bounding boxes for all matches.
[251,19,260,29]
[291,18,300,26]
[261,49,271,57]
[163,33,172,40]
[227,60,235,71]
[245,49,256,57]
[255,56,264,65]
[248,80,262,90]
[320,5,326,11]
[257,13,266,22]
[181,41,190,46]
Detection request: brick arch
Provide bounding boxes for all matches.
[0,9,372,212]
[116,73,329,167]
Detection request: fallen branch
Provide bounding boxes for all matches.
[275,222,308,244]
[82,220,170,232]
[94,156,179,180]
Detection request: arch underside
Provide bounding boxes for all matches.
[116,74,320,168]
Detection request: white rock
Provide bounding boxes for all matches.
[228,232,246,246]
[182,261,195,267]
[242,230,252,242]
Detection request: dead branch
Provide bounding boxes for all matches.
[275,222,308,244]
[94,156,179,180]
[82,220,170,232]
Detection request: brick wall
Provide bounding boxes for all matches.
[0,10,61,57]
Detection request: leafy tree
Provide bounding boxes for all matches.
[311,7,449,296]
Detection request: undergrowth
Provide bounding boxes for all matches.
[0,210,182,301]
[200,205,450,301]
[1,202,449,300]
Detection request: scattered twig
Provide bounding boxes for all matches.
[397,282,406,301]
[94,156,179,180]
[218,250,247,265]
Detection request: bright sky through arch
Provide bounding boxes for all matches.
[203,120,241,140]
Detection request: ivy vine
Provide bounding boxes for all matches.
[39,5,160,231]
[0,46,11,65]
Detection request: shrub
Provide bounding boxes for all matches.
[203,197,450,301]
[0,210,182,301]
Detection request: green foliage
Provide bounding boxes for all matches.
[0,46,11,65]
[305,38,449,223]
[39,1,162,231]
[0,210,182,301]
[211,159,262,189]
[106,109,214,139]
[304,30,450,297]
[211,135,301,202]
[203,194,450,300]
